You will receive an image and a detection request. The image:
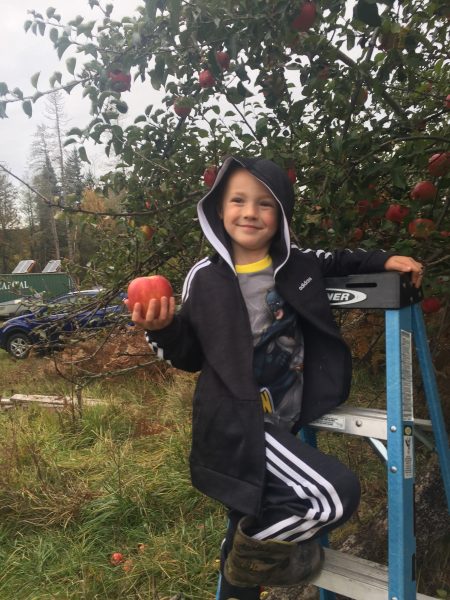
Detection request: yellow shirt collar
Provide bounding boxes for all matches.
[235,255,273,274]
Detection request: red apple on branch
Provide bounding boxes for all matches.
[203,166,218,187]
[421,297,441,314]
[140,225,155,241]
[127,275,173,318]
[199,69,215,88]
[107,70,131,92]
[428,152,450,177]
[292,1,317,31]
[408,218,435,239]
[410,180,437,202]
[216,51,231,70]
[444,94,450,110]
[287,168,297,184]
[385,204,409,223]
[173,97,192,118]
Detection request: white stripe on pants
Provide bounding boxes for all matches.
[244,422,360,543]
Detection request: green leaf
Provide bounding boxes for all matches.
[49,71,63,88]
[353,0,381,26]
[30,72,40,89]
[49,27,59,43]
[56,36,71,59]
[46,7,56,18]
[22,100,32,117]
[66,127,83,137]
[145,0,158,20]
[168,0,181,33]
[78,146,91,163]
[24,20,33,33]
[13,88,24,100]
[0,102,7,119]
[66,57,76,75]
[63,138,77,147]
[347,31,355,50]
[115,100,128,114]
[0,82,9,96]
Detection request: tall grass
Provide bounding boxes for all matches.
[0,358,225,599]
[0,349,448,598]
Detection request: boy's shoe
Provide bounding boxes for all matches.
[224,516,324,588]
[217,572,262,600]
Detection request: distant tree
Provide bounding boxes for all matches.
[0,172,19,272]
[20,183,40,260]
[30,126,62,265]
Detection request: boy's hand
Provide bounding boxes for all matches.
[384,255,424,288]
[124,296,176,331]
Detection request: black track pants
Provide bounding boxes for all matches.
[228,422,361,544]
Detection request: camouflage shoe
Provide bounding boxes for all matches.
[224,516,324,588]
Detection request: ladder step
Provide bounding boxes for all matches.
[310,406,432,440]
[311,548,435,600]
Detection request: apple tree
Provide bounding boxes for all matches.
[0,0,448,305]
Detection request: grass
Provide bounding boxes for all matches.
[0,345,448,599]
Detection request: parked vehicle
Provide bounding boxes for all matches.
[0,289,126,359]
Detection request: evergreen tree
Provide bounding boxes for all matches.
[0,172,19,272]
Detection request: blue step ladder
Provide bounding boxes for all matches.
[302,272,450,600]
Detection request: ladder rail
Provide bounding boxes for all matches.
[412,304,450,510]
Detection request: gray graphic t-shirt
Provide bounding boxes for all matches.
[236,256,304,430]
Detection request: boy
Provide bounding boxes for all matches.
[129,157,424,600]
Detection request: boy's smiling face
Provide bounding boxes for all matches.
[220,168,279,265]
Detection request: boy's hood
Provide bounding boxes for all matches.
[197,156,295,275]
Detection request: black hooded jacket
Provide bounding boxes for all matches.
[146,156,390,517]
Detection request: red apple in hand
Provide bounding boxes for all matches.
[127,275,173,318]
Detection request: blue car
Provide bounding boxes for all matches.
[0,289,126,359]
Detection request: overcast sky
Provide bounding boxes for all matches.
[0,0,164,182]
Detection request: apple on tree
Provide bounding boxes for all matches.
[408,218,435,239]
[385,204,409,223]
[286,168,297,184]
[428,152,450,177]
[203,166,218,187]
[173,97,193,118]
[107,70,131,92]
[127,275,173,319]
[140,225,155,241]
[215,51,231,71]
[199,69,215,88]
[444,94,450,110]
[410,180,437,202]
[292,1,317,31]
[421,297,442,314]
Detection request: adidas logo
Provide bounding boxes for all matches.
[299,277,312,291]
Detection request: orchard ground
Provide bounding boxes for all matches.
[0,307,448,599]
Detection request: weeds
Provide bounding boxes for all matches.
[0,349,447,598]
